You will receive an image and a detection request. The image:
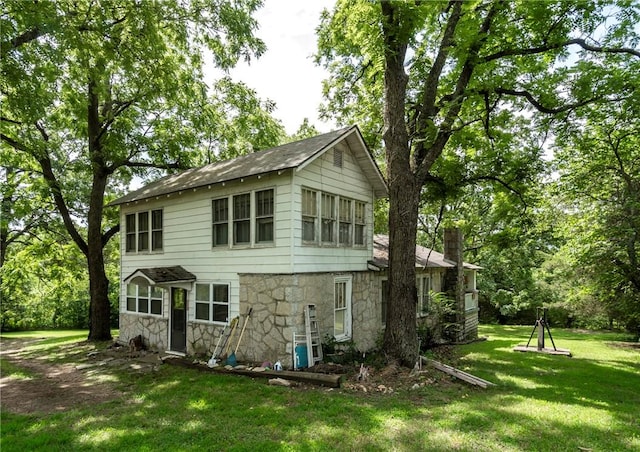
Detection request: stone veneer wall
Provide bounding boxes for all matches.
[119,313,169,351]
[239,271,385,368]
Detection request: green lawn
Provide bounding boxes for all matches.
[1,326,638,451]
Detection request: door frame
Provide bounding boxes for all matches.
[170,287,187,353]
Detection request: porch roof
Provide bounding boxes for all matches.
[124,266,197,286]
[369,235,481,271]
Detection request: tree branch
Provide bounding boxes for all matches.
[483,37,640,62]
[493,87,595,114]
[0,27,43,55]
[102,223,120,247]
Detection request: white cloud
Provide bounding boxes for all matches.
[228,0,337,135]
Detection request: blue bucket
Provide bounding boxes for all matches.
[295,344,308,368]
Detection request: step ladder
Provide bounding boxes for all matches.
[304,304,323,367]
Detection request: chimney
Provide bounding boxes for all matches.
[443,228,465,341]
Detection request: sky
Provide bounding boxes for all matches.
[225,0,337,135]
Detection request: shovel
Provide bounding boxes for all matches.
[226,307,253,366]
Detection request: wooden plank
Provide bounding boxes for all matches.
[421,357,495,388]
[163,356,343,388]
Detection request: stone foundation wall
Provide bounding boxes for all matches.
[119,313,169,351]
[238,271,385,368]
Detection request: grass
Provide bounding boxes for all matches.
[1,325,638,451]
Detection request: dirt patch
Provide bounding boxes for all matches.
[607,341,640,350]
[0,338,159,415]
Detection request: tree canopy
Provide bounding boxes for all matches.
[317,0,640,363]
[1,0,285,338]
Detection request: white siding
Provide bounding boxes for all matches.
[119,172,294,325]
[292,143,376,272]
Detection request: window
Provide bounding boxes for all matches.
[126,284,163,315]
[233,193,251,245]
[354,201,366,246]
[255,189,274,243]
[301,189,317,242]
[125,214,136,252]
[321,193,336,244]
[302,189,367,248]
[138,212,149,251]
[125,210,163,253]
[212,189,276,248]
[212,198,228,246]
[334,277,352,340]
[339,198,352,246]
[195,283,229,323]
[151,209,163,251]
[417,275,431,316]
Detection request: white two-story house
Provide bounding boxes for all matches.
[111,126,479,366]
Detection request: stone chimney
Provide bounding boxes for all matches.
[443,228,465,341]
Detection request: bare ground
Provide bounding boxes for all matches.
[0,338,159,415]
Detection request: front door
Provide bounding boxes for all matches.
[170,288,187,352]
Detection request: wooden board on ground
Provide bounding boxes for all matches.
[162,356,342,388]
[421,356,496,388]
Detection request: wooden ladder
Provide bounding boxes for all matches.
[304,304,323,367]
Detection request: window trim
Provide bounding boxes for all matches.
[417,274,431,317]
[126,283,163,316]
[333,276,352,341]
[302,188,367,249]
[212,188,276,249]
[124,209,163,254]
[194,282,230,324]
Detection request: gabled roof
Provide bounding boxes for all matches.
[110,125,387,206]
[124,266,197,286]
[369,235,481,271]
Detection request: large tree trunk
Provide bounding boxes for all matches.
[87,172,112,340]
[380,2,420,367]
[86,76,112,341]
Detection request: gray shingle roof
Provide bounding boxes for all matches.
[124,266,197,284]
[110,126,387,206]
[370,234,481,270]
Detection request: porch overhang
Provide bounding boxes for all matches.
[124,266,196,290]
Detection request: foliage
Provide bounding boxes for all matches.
[1,0,284,339]
[316,1,640,362]
[2,326,639,451]
[550,70,640,337]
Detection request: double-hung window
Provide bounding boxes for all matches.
[195,283,229,323]
[339,198,352,246]
[233,194,251,245]
[255,189,274,243]
[213,189,276,248]
[301,188,317,242]
[126,284,163,315]
[212,198,229,246]
[354,201,366,246]
[417,275,431,316]
[321,193,336,244]
[334,277,352,340]
[125,209,163,253]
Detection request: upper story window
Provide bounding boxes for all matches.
[301,188,317,243]
[233,193,251,245]
[126,283,163,315]
[212,198,229,247]
[339,198,352,246]
[125,209,163,253]
[255,189,274,243]
[212,188,275,249]
[303,188,366,248]
[321,193,336,244]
